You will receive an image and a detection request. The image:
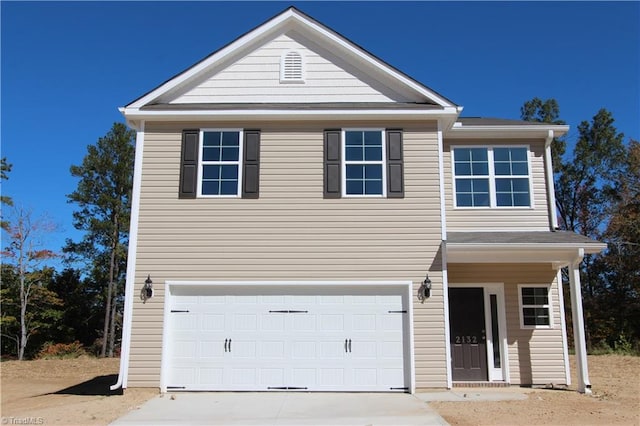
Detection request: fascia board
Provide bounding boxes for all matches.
[447,242,607,264]
[447,125,570,139]
[121,107,459,122]
[127,8,455,110]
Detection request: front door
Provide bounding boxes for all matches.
[449,287,487,381]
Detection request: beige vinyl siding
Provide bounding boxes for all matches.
[170,33,416,104]
[443,138,553,231]
[128,120,446,388]
[448,263,567,385]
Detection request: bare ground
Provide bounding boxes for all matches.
[0,355,638,425]
[431,355,640,425]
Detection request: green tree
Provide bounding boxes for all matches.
[1,207,60,359]
[66,122,135,357]
[520,97,566,172]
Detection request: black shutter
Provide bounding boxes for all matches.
[324,130,341,198]
[242,130,260,199]
[179,130,199,199]
[386,129,404,198]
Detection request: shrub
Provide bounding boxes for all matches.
[37,341,87,359]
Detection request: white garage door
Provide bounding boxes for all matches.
[164,285,409,392]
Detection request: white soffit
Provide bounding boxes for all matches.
[447,122,570,139]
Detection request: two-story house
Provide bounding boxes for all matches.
[111,7,605,394]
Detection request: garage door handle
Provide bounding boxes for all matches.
[224,339,228,352]
[348,339,352,353]
[228,339,232,352]
[344,339,348,352]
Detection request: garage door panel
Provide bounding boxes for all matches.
[166,286,408,392]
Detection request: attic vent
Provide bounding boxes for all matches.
[280,51,304,83]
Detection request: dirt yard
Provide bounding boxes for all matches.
[431,355,640,425]
[0,355,638,425]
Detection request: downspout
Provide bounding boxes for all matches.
[111,120,145,390]
[544,130,559,230]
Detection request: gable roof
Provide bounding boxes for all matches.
[121,6,459,123]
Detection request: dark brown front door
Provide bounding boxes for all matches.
[449,287,487,381]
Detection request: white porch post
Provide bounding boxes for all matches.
[568,249,591,394]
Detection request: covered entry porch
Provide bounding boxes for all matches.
[445,231,607,393]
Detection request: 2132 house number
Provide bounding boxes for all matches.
[455,335,478,344]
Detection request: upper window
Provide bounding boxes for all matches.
[199,130,242,197]
[280,51,304,83]
[519,285,553,329]
[343,129,385,196]
[453,146,531,208]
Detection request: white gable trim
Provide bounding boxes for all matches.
[124,7,455,111]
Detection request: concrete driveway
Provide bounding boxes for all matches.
[110,392,449,426]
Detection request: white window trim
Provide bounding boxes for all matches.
[518,284,554,329]
[280,50,305,84]
[451,145,534,209]
[197,128,244,198]
[341,128,387,198]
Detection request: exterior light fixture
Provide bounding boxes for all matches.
[418,274,432,303]
[141,275,153,303]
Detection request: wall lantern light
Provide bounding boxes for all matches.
[417,274,432,303]
[141,274,153,303]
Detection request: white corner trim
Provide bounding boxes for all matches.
[545,131,559,229]
[160,280,172,393]
[110,121,145,390]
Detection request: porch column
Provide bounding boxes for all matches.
[568,249,591,394]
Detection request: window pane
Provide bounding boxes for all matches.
[346,165,363,179]
[364,164,382,179]
[493,148,510,162]
[456,193,472,207]
[346,147,363,161]
[510,148,528,161]
[201,181,220,195]
[455,163,472,176]
[364,147,382,161]
[365,180,382,195]
[454,148,471,162]
[220,180,238,195]
[203,132,222,147]
[346,180,364,195]
[523,308,550,326]
[494,162,511,176]
[455,179,472,193]
[472,162,489,175]
[364,131,382,146]
[220,165,238,180]
[512,162,529,175]
[345,131,363,146]
[221,131,239,146]
[513,193,530,206]
[511,178,529,192]
[495,179,512,192]
[473,193,490,206]
[470,148,488,162]
[202,165,220,180]
[221,147,239,161]
[202,147,221,162]
[472,178,489,193]
[496,193,512,206]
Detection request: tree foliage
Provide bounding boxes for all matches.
[66,122,135,357]
[522,98,637,352]
[1,207,60,359]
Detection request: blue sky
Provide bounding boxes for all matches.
[2,1,639,267]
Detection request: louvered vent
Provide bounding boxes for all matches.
[281,51,304,82]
